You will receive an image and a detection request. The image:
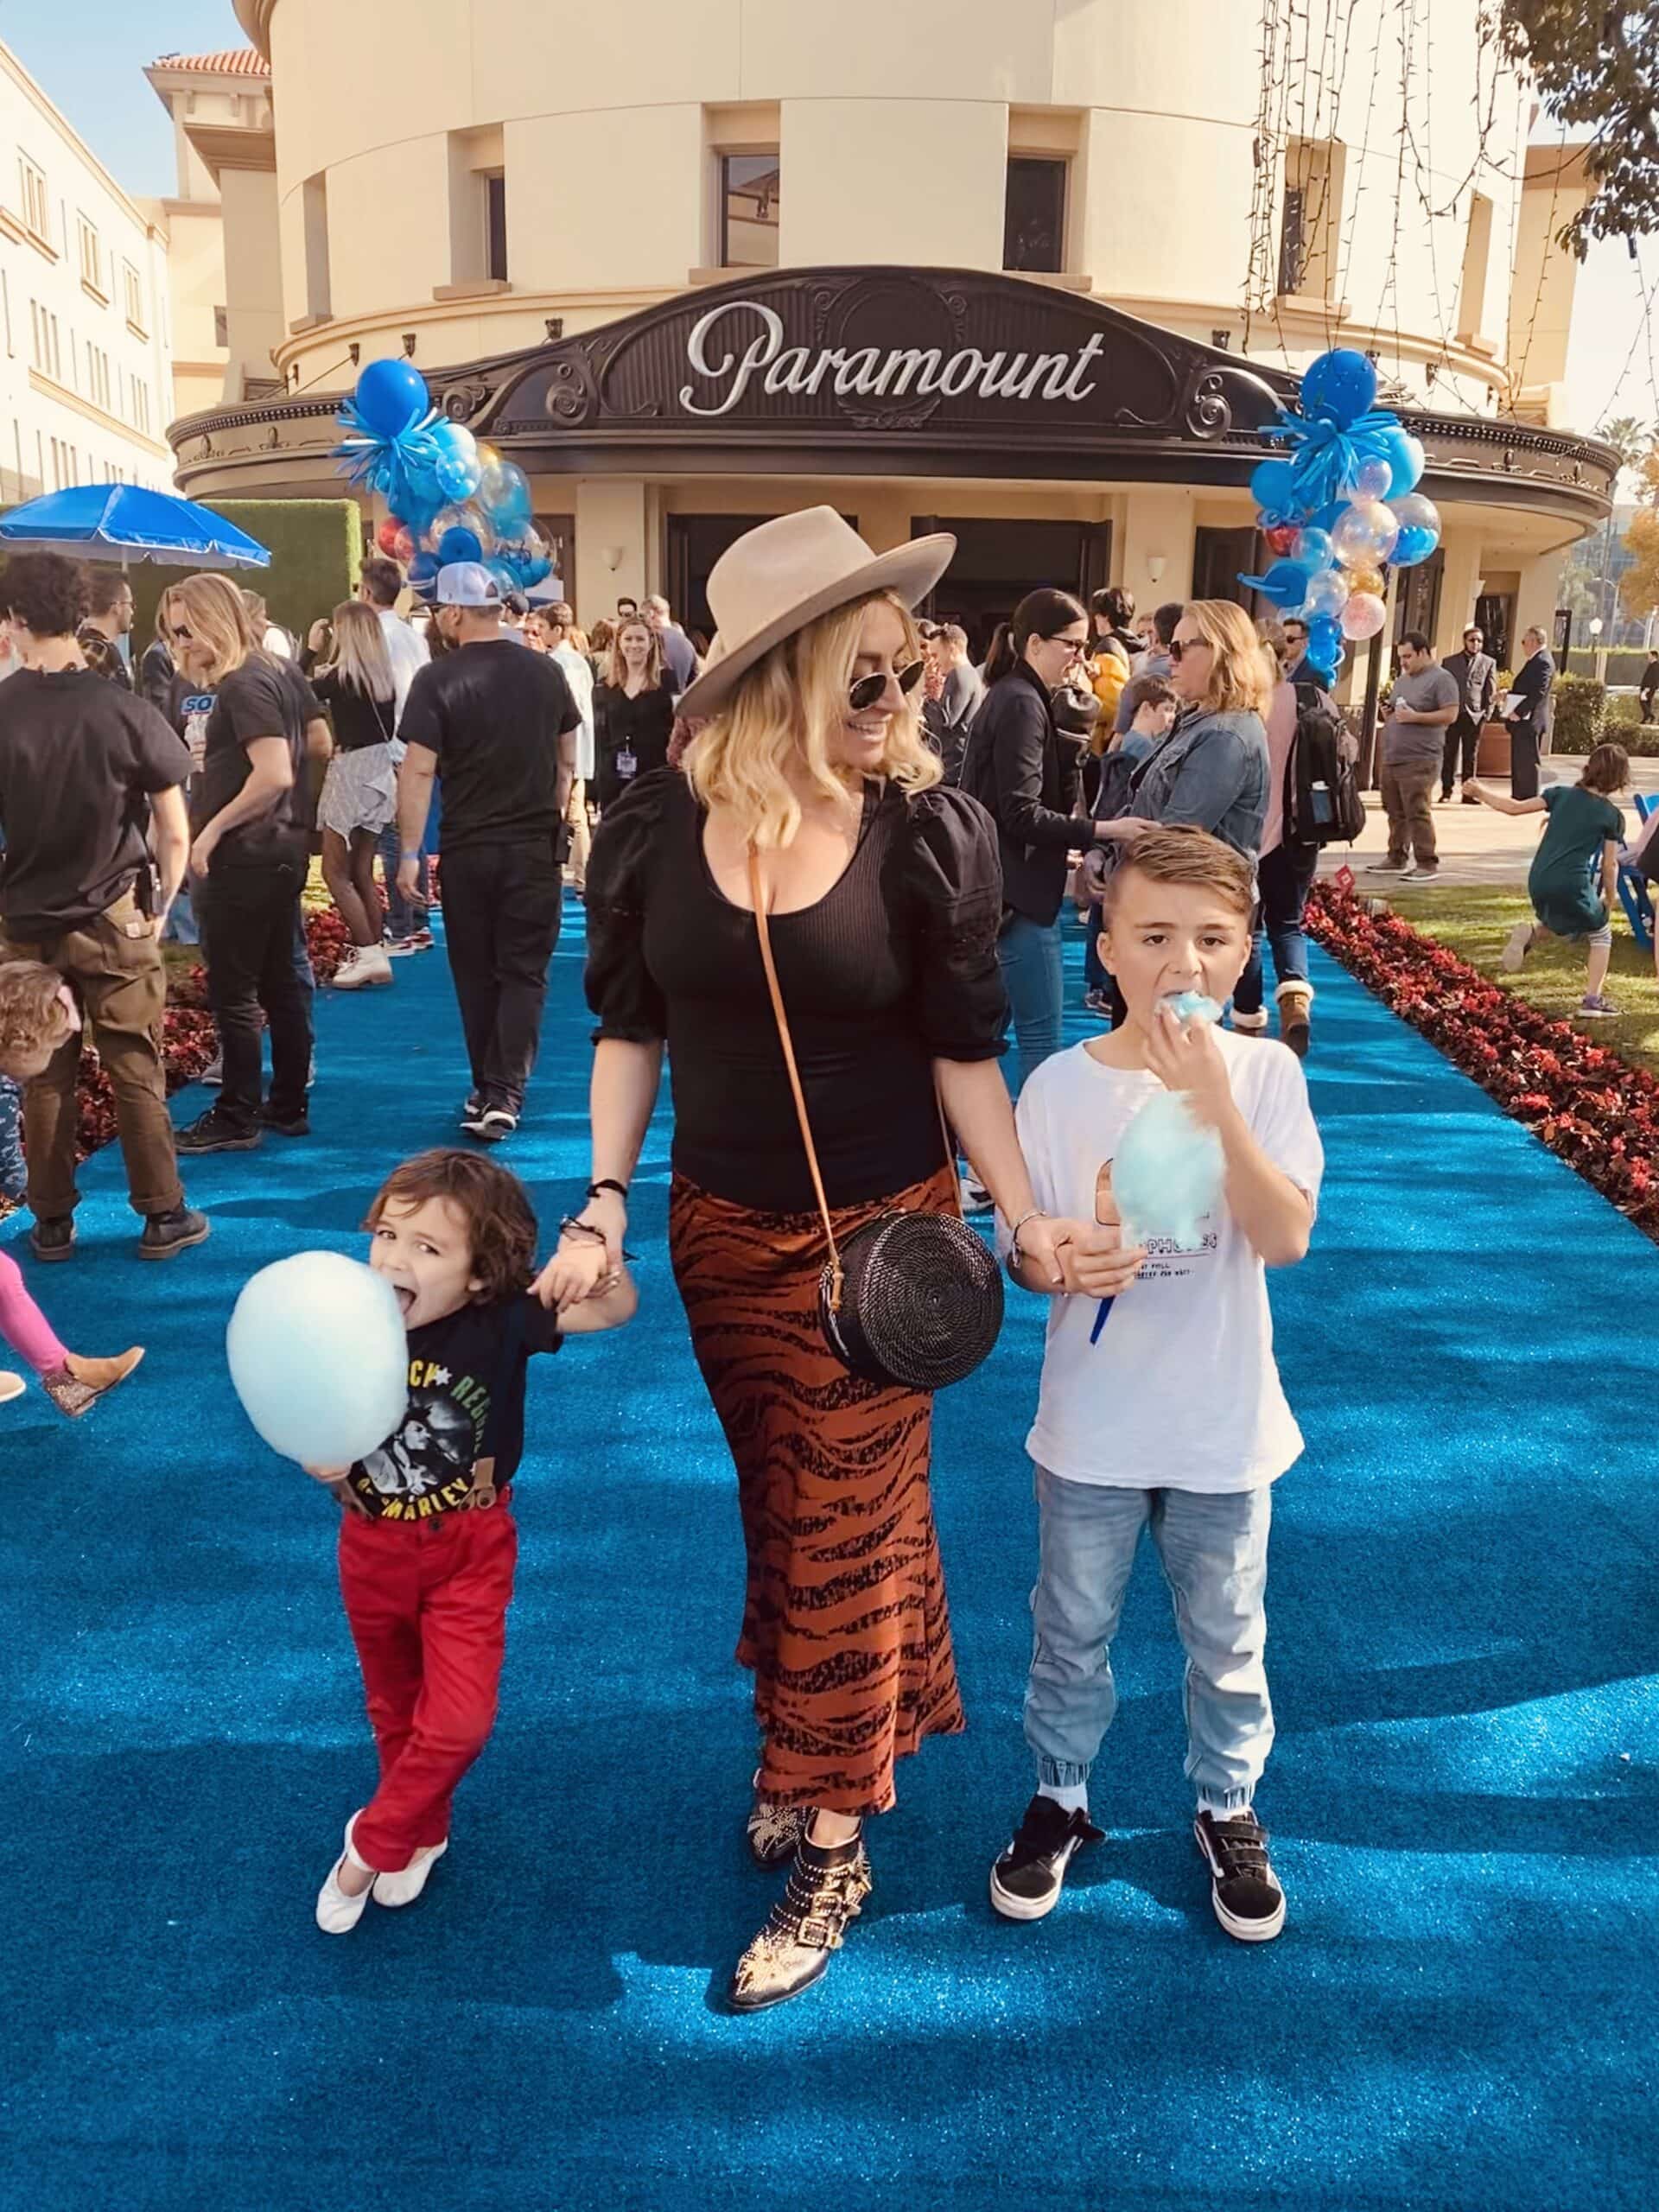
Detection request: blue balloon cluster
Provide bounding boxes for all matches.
[334,359,551,595]
[1238,348,1441,684]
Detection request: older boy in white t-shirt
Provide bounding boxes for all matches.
[991,825,1323,1942]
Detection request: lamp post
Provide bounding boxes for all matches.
[1589,614,1605,687]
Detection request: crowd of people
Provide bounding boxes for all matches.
[0,502,1632,2018]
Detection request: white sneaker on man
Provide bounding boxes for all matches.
[333,945,394,991]
[372,1838,448,1909]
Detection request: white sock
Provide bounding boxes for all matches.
[1039,1781,1089,1816]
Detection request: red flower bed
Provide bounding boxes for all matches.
[1306,883,1659,1237]
[69,907,356,1160]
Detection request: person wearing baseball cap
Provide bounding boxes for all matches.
[392,562,582,1141]
[536,507,1072,2012]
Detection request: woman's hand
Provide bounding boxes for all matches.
[189,826,219,879]
[578,1186,628,1274]
[1144,1005,1235,1130]
[1014,1214,1075,1289]
[533,1232,617,1313]
[1057,1223,1148,1299]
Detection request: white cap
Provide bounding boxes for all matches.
[435,562,501,607]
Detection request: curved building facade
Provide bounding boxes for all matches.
[184,0,1614,661]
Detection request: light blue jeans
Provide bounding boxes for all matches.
[1024,1465,1274,1815]
[996,913,1065,1096]
[0,1074,23,1198]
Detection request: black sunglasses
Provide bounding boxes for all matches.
[1169,638,1209,663]
[168,622,194,642]
[849,658,925,711]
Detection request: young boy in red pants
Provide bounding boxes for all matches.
[308,1148,634,1933]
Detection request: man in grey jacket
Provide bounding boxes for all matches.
[1440,624,1497,802]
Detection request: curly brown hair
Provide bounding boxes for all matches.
[0,960,74,1075]
[364,1149,537,1304]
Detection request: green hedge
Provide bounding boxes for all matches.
[1562,646,1656,686]
[1550,672,1605,753]
[125,499,362,651]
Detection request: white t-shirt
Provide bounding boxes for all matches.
[376,607,429,730]
[553,639,595,780]
[1001,1031,1324,1493]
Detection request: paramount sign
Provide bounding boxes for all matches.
[679,299,1107,418]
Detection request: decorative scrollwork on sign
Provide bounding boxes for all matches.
[544,361,594,426]
[1183,369,1233,441]
[438,380,492,423]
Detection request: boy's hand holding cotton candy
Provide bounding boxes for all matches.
[1145,1001,1235,1131]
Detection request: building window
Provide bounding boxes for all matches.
[29,301,61,382]
[133,378,151,435]
[18,156,51,247]
[719,154,780,268]
[78,214,105,300]
[1277,140,1344,301]
[1003,157,1067,275]
[1457,191,1494,341]
[302,173,332,319]
[86,342,111,411]
[483,172,509,283]
[123,260,145,334]
[213,305,229,347]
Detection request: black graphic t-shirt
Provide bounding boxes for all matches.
[345,1293,563,1522]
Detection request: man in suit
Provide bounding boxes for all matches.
[1440,624,1497,802]
[1505,626,1554,802]
[1282,615,1314,687]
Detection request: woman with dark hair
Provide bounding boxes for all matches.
[538,508,1073,2012]
[964,588,1116,1093]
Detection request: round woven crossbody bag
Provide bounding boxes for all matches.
[748,849,1003,1394]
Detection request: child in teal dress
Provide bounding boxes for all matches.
[1465,743,1629,1017]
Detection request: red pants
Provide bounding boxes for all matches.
[338,1504,518,1873]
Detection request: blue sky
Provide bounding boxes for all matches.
[0,3,1652,448]
[0,0,241,200]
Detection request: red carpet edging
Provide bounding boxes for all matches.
[1307,883,1659,1239]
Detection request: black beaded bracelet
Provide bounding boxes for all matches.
[588,1178,629,1202]
[558,1213,639,1264]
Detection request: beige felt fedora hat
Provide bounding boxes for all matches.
[675,505,957,723]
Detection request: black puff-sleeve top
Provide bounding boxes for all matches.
[584,769,1007,1212]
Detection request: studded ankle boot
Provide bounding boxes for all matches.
[746,1769,808,1869]
[728,1830,873,2012]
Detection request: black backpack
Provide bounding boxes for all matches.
[1283,679,1365,848]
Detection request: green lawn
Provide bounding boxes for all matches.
[1384,882,1659,1075]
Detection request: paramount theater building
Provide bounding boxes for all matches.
[175,0,1617,672]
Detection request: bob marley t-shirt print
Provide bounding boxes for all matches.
[345,1294,563,1522]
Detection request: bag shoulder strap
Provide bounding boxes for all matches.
[747,849,845,1307]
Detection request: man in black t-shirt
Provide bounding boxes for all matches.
[395,563,581,1142]
[0,553,207,1259]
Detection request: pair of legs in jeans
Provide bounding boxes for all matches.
[997,912,1065,1096]
[1025,1465,1274,1819]
[1232,841,1319,1024]
[3,890,186,1224]
[197,853,314,1133]
[1378,759,1439,870]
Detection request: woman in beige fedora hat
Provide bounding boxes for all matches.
[537,506,1076,2012]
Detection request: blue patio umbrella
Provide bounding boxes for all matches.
[0,483,270,570]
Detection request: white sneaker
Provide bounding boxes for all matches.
[1499,921,1534,972]
[315,1813,374,1935]
[372,1837,448,1909]
[0,1370,25,1405]
[958,1173,993,1215]
[333,945,394,991]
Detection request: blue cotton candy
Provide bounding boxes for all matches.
[1160,991,1223,1026]
[226,1252,410,1468]
[1112,1090,1226,1252]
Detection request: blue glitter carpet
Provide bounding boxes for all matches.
[3,902,1655,2212]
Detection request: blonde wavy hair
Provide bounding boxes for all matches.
[604,616,664,692]
[323,599,395,702]
[158,572,258,687]
[685,590,940,849]
[1179,599,1274,719]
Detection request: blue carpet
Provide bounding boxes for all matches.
[3,901,1656,2212]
